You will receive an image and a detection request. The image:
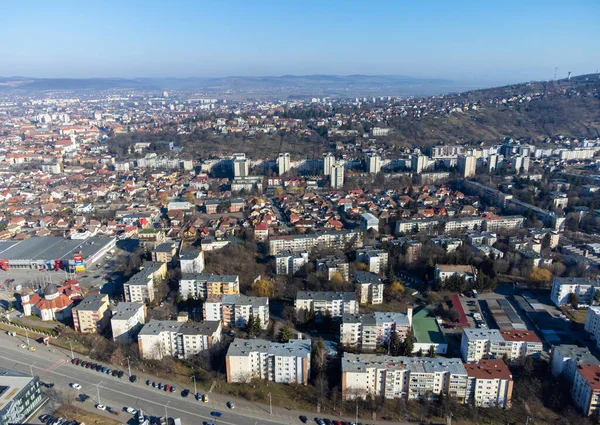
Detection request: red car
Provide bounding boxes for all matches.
[164,384,171,392]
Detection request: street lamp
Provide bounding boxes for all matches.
[164,400,170,420]
[29,361,36,377]
[96,381,103,405]
[191,375,197,395]
[25,328,30,346]
[127,357,131,377]
[68,340,74,361]
[267,392,272,415]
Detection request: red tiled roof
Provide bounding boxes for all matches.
[465,360,512,380]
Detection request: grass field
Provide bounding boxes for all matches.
[54,405,122,425]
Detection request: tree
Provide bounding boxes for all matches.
[390,281,405,294]
[594,290,600,305]
[401,328,415,356]
[528,267,552,286]
[568,292,579,308]
[427,345,435,357]
[278,325,294,343]
[329,272,344,290]
[183,191,195,203]
[251,279,275,297]
[311,338,326,376]
[389,331,401,356]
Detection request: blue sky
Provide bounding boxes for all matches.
[0,0,598,84]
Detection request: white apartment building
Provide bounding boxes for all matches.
[275,250,309,275]
[226,338,311,385]
[110,302,146,344]
[366,153,381,174]
[268,230,364,255]
[295,291,357,320]
[551,277,600,307]
[277,153,291,175]
[551,345,600,384]
[510,155,530,173]
[572,365,600,416]
[233,153,249,178]
[395,218,440,235]
[457,154,476,178]
[354,271,384,305]
[203,294,270,329]
[411,154,430,174]
[444,217,485,233]
[331,162,345,189]
[179,249,205,274]
[356,247,388,275]
[585,307,600,350]
[323,153,335,176]
[342,353,469,402]
[316,255,350,281]
[465,360,513,408]
[179,273,240,300]
[460,329,543,362]
[482,214,525,232]
[123,261,167,304]
[137,319,222,360]
[340,310,412,350]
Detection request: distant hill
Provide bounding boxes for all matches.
[0,74,473,97]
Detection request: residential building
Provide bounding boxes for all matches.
[395,218,440,235]
[233,153,248,178]
[551,277,600,307]
[331,162,345,189]
[138,319,222,360]
[356,247,388,274]
[389,237,422,264]
[482,214,525,232]
[277,153,291,175]
[275,250,309,275]
[360,212,379,232]
[72,294,110,334]
[0,368,45,425]
[295,291,357,320]
[434,264,477,283]
[138,229,166,250]
[316,255,350,281]
[268,230,363,255]
[457,154,476,178]
[354,271,384,305]
[111,302,146,344]
[323,153,335,176]
[585,307,600,350]
[465,360,513,408]
[411,154,430,174]
[341,353,468,402]
[203,294,269,329]
[366,153,381,174]
[431,235,463,253]
[226,338,311,384]
[340,309,413,350]
[572,365,600,416]
[179,273,240,300]
[511,155,530,173]
[460,328,543,362]
[123,261,167,303]
[551,344,600,383]
[151,242,178,264]
[444,217,484,233]
[179,249,205,274]
[466,231,497,247]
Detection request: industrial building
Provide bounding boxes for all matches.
[0,236,116,272]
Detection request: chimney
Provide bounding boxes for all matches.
[407,306,413,327]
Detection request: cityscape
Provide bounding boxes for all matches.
[1,2,600,425]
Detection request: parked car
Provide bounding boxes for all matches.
[226,401,234,409]
[96,404,106,411]
[125,407,137,415]
[210,412,222,417]
[181,389,190,397]
[70,383,82,390]
[129,375,137,383]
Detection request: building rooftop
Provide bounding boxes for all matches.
[499,329,542,343]
[554,345,600,366]
[73,294,107,312]
[111,302,144,321]
[354,271,383,284]
[222,294,268,308]
[0,367,36,408]
[465,359,512,380]
[296,291,356,302]
[463,328,505,342]
[181,273,239,283]
[0,236,115,261]
[227,338,310,358]
[179,249,202,260]
[341,352,465,375]
[577,364,600,391]
[412,317,447,345]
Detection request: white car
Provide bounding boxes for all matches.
[70,383,82,390]
[126,407,137,415]
[227,401,235,409]
[96,404,106,411]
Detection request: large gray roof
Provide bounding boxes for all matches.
[111,302,145,321]
[554,344,600,365]
[0,236,115,261]
[342,352,466,375]
[296,291,355,302]
[227,338,310,358]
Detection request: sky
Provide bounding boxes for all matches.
[0,0,599,85]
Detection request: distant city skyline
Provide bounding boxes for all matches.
[1,0,599,86]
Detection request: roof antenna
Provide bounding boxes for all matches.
[553,67,557,81]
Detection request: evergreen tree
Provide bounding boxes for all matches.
[427,345,435,357]
[401,328,415,356]
[278,325,294,343]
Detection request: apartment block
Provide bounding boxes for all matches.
[123,261,167,304]
[551,344,600,383]
[551,277,600,307]
[341,353,468,402]
[396,218,440,235]
[226,338,311,385]
[572,365,600,416]
[340,309,412,350]
[138,319,222,360]
[203,294,269,329]
[72,294,110,334]
[460,328,543,362]
[316,255,349,281]
[275,250,309,275]
[295,291,357,320]
[179,249,205,274]
[110,302,146,344]
[585,307,600,351]
[444,217,484,233]
[354,271,384,305]
[268,230,363,255]
[481,214,525,232]
[465,360,513,408]
[356,247,388,275]
[179,273,240,300]
[151,242,178,264]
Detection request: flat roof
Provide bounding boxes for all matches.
[465,360,512,380]
[0,367,34,407]
[111,302,144,321]
[413,317,447,345]
[0,236,115,262]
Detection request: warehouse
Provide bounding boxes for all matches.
[0,236,116,272]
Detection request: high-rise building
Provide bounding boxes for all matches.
[511,155,530,174]
[331,162,345,189]
[277,153,291,175]
[232,153,248,178]
[366,153,381,174]
[488,154,499,173]
[457,154,477,178]
[323,153,335,175]
[411,154,429,174]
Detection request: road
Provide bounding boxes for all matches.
[0,334,293,425]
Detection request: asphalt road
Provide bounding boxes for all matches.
[0,333,295,425]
